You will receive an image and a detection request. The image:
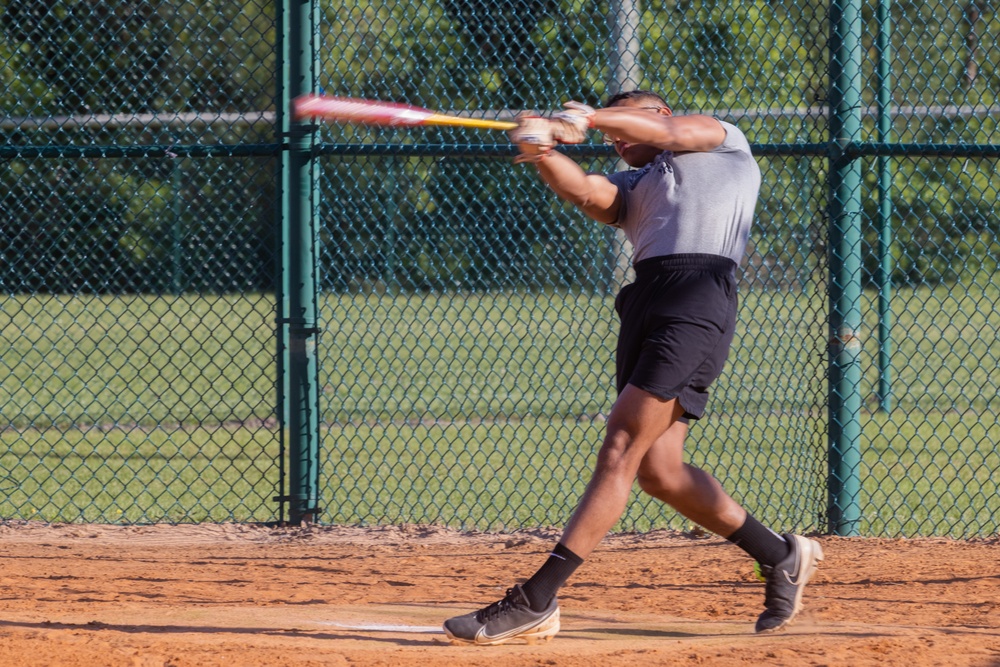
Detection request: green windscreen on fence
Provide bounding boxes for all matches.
[1,0,998,536]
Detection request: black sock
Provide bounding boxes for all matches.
[521,543,584,612]
[726,514,790,568]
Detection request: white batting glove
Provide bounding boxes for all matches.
[550,101,596,144]
[508,115,555,163]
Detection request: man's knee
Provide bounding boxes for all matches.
[636,469,684,501]
[594,428,645,477]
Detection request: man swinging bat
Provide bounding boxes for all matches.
[443,90,824,645]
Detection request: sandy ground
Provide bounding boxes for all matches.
[0,521,998,667]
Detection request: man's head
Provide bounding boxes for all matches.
[605,90,671,110]
[603,90,673,167]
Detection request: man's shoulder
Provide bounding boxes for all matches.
[714,120,753,153]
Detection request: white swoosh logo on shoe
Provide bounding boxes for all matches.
[782,542,818,585]
[782,553,803,584]
[475,619,539,643]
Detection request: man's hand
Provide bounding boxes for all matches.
[550,101,595,144]
[508,115,555,164]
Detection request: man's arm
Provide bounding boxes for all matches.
[533,152,621,225]
[592,108,725,153]
[509,116,621,225]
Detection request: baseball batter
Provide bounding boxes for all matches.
[443,90,824,646]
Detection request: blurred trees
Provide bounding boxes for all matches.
[0,0,997,294]
[0,0,275,293]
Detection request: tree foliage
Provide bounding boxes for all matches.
[0,0,275,293]
[1,0,997,294]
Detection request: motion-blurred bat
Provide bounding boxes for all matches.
[292,94,518,131]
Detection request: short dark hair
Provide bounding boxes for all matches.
[604,89,669,108]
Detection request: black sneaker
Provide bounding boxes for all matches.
[443,584,560,645]
[755,534,824,633]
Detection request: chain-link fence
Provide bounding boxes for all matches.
[1,0,998,536]
[0,0,281,522]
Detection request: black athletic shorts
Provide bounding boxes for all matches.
[614,253,738,420]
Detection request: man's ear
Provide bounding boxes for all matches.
[658,107,674,117]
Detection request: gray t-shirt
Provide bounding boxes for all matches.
[606,120,761,265]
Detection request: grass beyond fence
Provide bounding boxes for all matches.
[1,294,276,428]
[0,424,279,523]
[2,284,998,534]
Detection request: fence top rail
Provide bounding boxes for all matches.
[0,111,276,133]
[3,104,998,133]
[3,142,998,160]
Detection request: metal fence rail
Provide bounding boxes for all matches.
[1,0,998,537]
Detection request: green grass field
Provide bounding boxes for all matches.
[1,284,998,535]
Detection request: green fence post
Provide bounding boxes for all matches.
[876,0,894,413]
[279,0,321,525]
[827,0,864,536]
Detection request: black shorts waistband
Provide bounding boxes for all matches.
[633,254,737,278]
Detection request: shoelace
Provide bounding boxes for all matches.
[475,588,522,622]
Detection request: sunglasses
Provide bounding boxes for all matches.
[601,106,666,145]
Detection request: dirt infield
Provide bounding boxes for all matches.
[0,522,998,667]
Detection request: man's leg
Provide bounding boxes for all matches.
[636,424,823,633]
[442,384,681,645]
[557,385,683,557]
[635,419,747,536]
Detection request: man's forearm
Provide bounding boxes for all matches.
[525,149,619,225]
[533,151,593,208]
[591,108,726,152]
